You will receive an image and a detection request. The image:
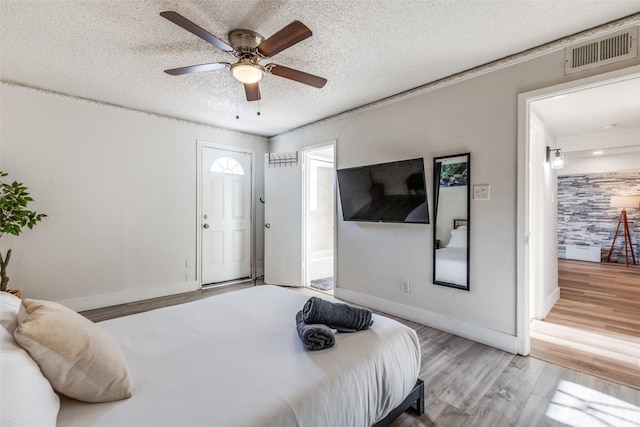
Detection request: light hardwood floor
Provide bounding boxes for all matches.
[530,259,640,390]
[81,283,640,426]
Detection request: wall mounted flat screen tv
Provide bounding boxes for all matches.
[337,158,430,224]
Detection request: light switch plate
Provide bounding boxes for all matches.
[473,185,490,200]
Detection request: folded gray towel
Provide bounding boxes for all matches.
[302,297,373,333]
[296,310,335,351]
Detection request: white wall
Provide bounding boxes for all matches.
[0,84,268,310]
[559,128,640,152]
[528,111,559,320]
[561,150,640,175]
[270,42,640,352]
[541,123,560,318]
[559,127,640,175]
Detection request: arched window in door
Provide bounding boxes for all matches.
[210,156,245,175]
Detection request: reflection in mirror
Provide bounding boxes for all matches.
[433,153,470,290]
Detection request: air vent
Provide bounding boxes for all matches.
[565,26,637,74]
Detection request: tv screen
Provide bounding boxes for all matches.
[336,158,430,224]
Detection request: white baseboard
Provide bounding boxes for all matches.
[59,281,200,312]
[335,288,518,354]
[542,287,561,319]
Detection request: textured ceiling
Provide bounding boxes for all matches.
[1,1,639,137]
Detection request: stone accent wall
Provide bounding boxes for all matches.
[557,170,640,263]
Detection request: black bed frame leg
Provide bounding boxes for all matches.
[372,379,425,427]
[409,379,425,415]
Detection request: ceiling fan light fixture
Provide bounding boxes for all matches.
[231,60,264,84]
[160,13,326,101]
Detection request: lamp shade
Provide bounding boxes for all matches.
[610,195,640,209]
[231,61,264,84]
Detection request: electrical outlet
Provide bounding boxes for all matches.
[402,280,411,293]
[185,272,193,282]
[473,185,490,200]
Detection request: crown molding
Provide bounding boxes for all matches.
[272,14,640,140]
[0,80,266,141]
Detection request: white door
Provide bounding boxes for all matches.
[264,152,303,286]
[201,146,252,284]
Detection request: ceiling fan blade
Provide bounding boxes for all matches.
[160,11,233,52]
[267,64,327,88]
[164,62,229,75]
[244,83,261,101]
[257,21,312,58]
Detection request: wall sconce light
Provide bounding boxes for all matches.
[606,195,640,266]
[545,146,564,169]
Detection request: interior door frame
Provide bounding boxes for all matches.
[196,140,255,287]
[516,64,640,355]
[302,141,337,287]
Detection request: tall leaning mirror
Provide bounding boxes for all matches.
[433,153,470,290]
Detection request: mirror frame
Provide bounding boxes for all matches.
[432,153,470,290]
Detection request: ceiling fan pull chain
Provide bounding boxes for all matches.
[236,87,240,119]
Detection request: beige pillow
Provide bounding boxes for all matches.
[14,298,132,403]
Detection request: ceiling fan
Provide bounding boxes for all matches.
[160,11,327,101]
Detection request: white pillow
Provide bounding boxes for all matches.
[1,326,60,427]
[0,290,22,333]
[447,228,468,248]
[14,298,132,403]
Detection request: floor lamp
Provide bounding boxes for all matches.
[606,195,640,266]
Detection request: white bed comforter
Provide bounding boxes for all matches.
[435,247,467,286]
[57,285,420,427]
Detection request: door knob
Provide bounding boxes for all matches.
[265,223,271,228]
[203,223,210,229]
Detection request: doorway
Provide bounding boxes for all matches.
[197,142,253,286]
[303,145,335,293]
[517,66,640,383]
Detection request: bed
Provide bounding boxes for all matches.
[2,285,423,427]
[434,219,468,286]
[435,247,468,286]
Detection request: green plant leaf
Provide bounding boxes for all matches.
[0,171,46,239]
